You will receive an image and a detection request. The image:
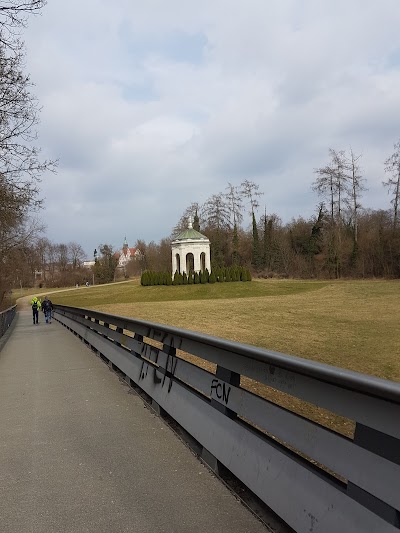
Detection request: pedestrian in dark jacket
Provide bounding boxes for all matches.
[42,297,53,324]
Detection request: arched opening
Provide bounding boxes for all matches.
[175,253,181,274]
[186,253,194,274]
[200,252,206,272]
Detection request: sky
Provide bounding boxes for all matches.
[24,0,400,257]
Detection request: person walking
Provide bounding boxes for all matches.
[30,296,41,325]
[41,296,53,324]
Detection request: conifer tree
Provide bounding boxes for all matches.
[252,212,261,270]
[232,223,239,264]
[193,210,201,232]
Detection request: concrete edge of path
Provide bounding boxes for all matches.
[0,311,19,354]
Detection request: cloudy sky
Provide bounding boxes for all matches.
[24,0,400,257]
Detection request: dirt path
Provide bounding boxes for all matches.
[16,279,138,311]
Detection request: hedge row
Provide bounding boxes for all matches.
[141,266,252,286]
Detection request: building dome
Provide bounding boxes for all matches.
[173,227,209,242]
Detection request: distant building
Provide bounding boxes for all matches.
[114,237,140,269]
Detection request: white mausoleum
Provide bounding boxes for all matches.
[171,221,211,274]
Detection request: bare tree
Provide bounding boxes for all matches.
[225,182,243,227]
[69,241,85,269]
[240,179,263,215]
[0,1,45,52]
[383,139,400,230]
[0,1,55,304]
[344,149,366,246]
[171,202,202,237]
[201,193,231,231]
[313,149,347,224]
[313,149,348,278]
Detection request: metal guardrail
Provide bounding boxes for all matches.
[54,304,400,533]
[0,305,16,340]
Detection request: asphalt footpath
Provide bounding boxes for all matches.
[0,310,269,533]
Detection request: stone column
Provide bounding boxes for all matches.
[193,248,201,273]
[205,247,211,273]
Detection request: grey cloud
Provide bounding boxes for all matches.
[19,0,400,254]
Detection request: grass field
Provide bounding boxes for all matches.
[50,278,399,438]
[52,278,400,383]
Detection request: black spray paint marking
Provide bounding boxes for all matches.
[139,356,178,394]
[211,379,232,405]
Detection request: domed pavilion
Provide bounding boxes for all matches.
[171,220,211,275]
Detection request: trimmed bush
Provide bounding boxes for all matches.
[141,267,251,286]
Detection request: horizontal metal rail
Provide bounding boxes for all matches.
[0,305,16,340]
[54,304,400,533]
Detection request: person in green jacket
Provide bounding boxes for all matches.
[30,296,41,325]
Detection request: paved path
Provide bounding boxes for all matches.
[0,311,268,533]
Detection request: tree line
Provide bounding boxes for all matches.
[0,2,56,308]
[136,148,400,279]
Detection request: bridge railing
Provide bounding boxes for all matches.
[54,304,400,533]
[0,305,16,340]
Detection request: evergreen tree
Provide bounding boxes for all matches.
[209,271,216,283]
[232,223,239,265]
[183,272,188,285]
[263,214,272,270]
[188,270,193,284]
[194,271,200,284]
[252,212,261,270]
[193,209,201,232]
[384,139,400,230]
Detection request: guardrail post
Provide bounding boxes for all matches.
[211,365,240,419]
[202,366,240,474]
[115,326,123,347]
[347,423,400,526]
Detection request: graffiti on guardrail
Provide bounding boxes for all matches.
[211,378,232,405]
[139,351,178,394]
